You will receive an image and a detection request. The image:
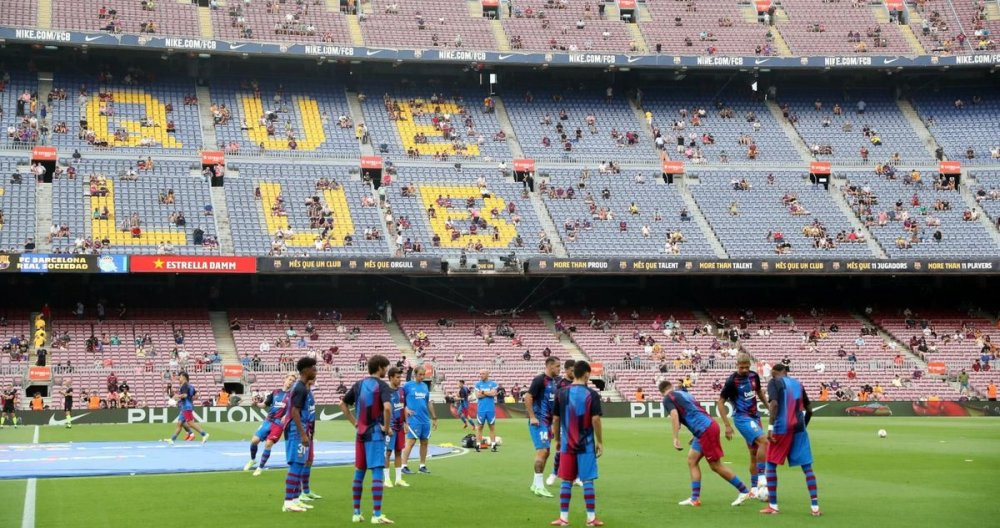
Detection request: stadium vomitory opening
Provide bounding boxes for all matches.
[0,0,998,526]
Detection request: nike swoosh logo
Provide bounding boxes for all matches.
[627,56,641,63]
[85,36,102,42]
[811,404,829,413]
[48,412,91,426]
[366,50,381,56]
[883,58,898,65]
[319,410,343,421]
[754,58,769,65]
[229,43,246,50]
[498,54,514,60]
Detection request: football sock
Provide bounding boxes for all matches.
[583,481,596,521]
[803,463,818,508]
[533,473,544,488]
[285,464,303,501]
[729,476,749,494]
[559,480,572,520]
[691,481,701,501]
[766,462,779,507]
[250,443,258,460]
[756,462,766,487]
[372,473,384,516]
[260,448,272,468]
[352,469,364,514]
[302,466,312,494]
[395,467,403,482]
[552,452,561,475]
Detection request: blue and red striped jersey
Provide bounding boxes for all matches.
[264,389,288,422]
[528,373,557,426]
[389,386,405,431]
[554,384,603,454]
[767,376,809,435]
[720,371,762,418]
[663,390,713,437]
[343,376,393,442]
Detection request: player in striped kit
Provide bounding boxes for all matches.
[245,373,296,475]
[339,354,395,524]
[760,364,820,517]
[547,359,576,487]
[281,358,317,513]
[549,360,604,527]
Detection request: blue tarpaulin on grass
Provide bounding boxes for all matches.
[0,441,455,479]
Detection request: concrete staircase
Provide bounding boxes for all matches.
[492,96,523,158]
[197,6,214,39]
[872,6,890,23]
[985,2,1000,20]
[829,177,889,258]
[195,85,218,150]
[209,311,239,362]
[678,178,729,258]
[209,186,236,255]
[958,172,1000,246]
[898,24,926,54]
[468,0,483,17]
[490,20,511,51]
[36,73,53,111]
[34,179,53,253]
[37,0,52,29]
[855,311,928,370]
[346,15,365,46]
[626,23,648,53]
[360,0,374,15]
[897,99,940,160]
[765,99,813,162]
[637,3,653,22]
[604,2,620,20]
[537,311,590,363]
[346,91,375,156]
[742,7,759,24]
[769,25,793,56]
[529,190,568,257]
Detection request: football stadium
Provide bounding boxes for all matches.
[0,0,998,526]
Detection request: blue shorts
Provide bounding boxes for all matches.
[356,439,387,470]
[734,416,764,446]
[456,401,469,415]
[788,430,814,467]
[477,410,496,425]
[285,434,312,466]
[406,421,432,440]
[254,419,274,440]
[557,451,598,482]
[529,423,552,450]
[386,429,405,454]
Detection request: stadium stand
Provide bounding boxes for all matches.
[640,0,775,55]
[229,309,400,404]
[0,70,41,148]
[503,86,657,162]
[972,170,1000,225]
[52,0,200,37]
[360,83,511,161]
[947,0,999,51]
[210,0,354,44]
[840,169,1000,258]
[210,78,359,158]
[224,163,388,256]
[905,0,970,54]
[690,171,875,257]
[384,167,544,257]
[539,169,716,257]
[502,0,635,52]
[45,73,202,154]
[0,0,36,29]
[641,88,803,164]
[51,159,220,255]
[779,89,934,165]
[911,90,1000,165]
[777,0,912,55]
[0,157,37,252]
[360,0,497,50]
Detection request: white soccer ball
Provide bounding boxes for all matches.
[877,429,887,438]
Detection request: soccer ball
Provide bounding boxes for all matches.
[877,429,887,438]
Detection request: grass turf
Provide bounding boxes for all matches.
[1,417,997,527]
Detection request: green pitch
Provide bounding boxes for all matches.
[1,417,997,527]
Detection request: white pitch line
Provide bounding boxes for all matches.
[21,426,38,528]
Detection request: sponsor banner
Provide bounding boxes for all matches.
[31,146,57,161]
[1,27,998,70]
[755,0,772,12]
[513,159,536,172]
[8,253,127,273]
[28,366,51,381]
[130,255,257,273]
[810,161,832,175]
[528,258,1000,274]
[13,401,1000,425]
[222,364,243,378]
[201,150,225,166]
[885,0,904,10]
[939,160,961,174]
[619,0,638,9]
[257,257,442,274]
[360,155,383,170]
[661,160,685,174]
